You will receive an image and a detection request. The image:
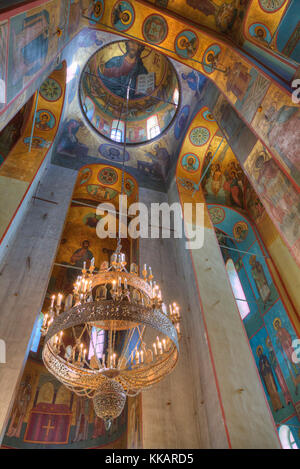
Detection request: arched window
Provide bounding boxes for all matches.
[30,312,44,353]
[173,88,179,105]
[88,327,105,360]
[226,258,250,320]
[147,115,160,140]
[111,119,124,142]
[279,425,298,449]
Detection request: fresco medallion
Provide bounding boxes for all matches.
[142,15,168,44]
[89,0,105,23]
[99,144,130,162]
[249,23,272,44]
[78,167,92,185]
[175,30,199,59]
[233,221,249,242]
[202,44,221,74]
[124,178,135,196]
[39,78,62,102]
[112,1,135,31]
[189,126,210,146]
[202,109,215,121]
[98,167,119,185]
[208,206,225,224]
[35,110,56,131]
[258,0,286,12]
[181,153,200,173]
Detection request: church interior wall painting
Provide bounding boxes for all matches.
[79,40,180,144]
[175,101,300,339]
[244,0,300,63]
[1,0,298,175]
[206,90,300,268]
[146,0,250,43]
[1,357,128,448]
[51,27,202,192]
[0,0,86,132]
[207,203,300,447]
[76,0,299,198]
[0,61,66,244]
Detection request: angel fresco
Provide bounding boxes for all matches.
[97,40,149,99]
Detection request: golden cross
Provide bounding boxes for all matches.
[42,418,55,438]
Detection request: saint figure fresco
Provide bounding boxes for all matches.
[249,255,271,304]
[257,345,283,412]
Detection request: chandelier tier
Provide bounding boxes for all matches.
[41,242,181,429]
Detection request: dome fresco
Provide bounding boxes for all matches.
[79,40,180,144]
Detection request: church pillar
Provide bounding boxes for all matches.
[139,187,228,449]
[176,179,280,448]
[139,182,281,449]
[0,163,77,442]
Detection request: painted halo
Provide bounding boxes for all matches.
[175,30,199,59]
[233,221,249,242]
[249,23,272,44]
[273,317,282,329]
[202,109,215,121]
[181,153,200,173]
[89,0,105,24]
[202,44,221,74]
[36,109,56,130]
[112,1,135,32]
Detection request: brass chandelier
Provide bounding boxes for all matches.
[41,241,181,429]
[41,75,181,430]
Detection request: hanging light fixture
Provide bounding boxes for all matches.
[41,244,181,429]
[41,75,181,430]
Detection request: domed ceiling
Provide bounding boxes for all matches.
[80,40,179,144]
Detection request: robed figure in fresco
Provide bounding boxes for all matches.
[257,346,283,412]
[249,255,271,305]
[97,40,148,99]
[266,337,292,406]
[273,318,299,383]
